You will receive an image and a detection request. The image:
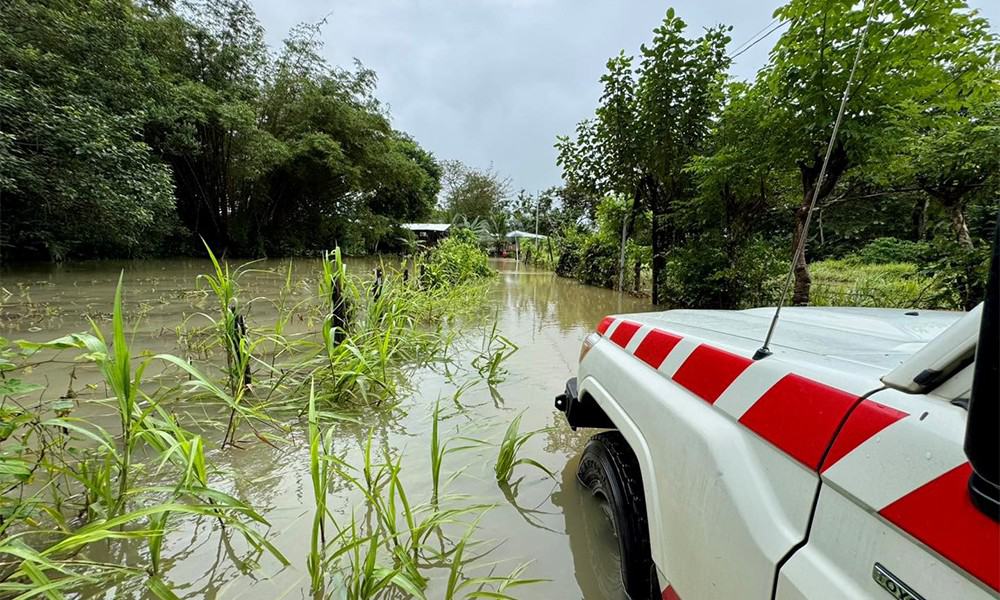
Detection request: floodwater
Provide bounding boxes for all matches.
[0,258,648,599]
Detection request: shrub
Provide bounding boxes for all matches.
[573,232,619,289]
[924,237,992,310]
[826,236,990,310]
[660,233,784,309]
[424,228,493,286]
[555,230,583,277]
[851,237,932,265]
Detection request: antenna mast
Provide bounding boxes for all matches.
[754,0,878,360]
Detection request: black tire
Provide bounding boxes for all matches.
[577,431,655,600]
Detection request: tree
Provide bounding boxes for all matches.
[557,10,730,300]
[441,161,510,222]
[634,10,731,304]
[760,0,997,304]
[683,83,794,307]
[686,83,791,245]
[907,98,1000,248]
[1,0,443,261]
[553,182,600,225]
[557,53,644,290]
[557,53,641,208]
[0,0,176,260]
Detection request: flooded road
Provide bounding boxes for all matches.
[1,258,648,599]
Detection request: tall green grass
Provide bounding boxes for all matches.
[472,318,518,387]
[198,241,263,446]
[305,398,540,600]
[309,249,492,409]
[809,259,952,309]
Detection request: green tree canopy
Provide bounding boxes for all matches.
[0,0,442,260]
[0,0,176,260]
[441,161,511,222]
[557,8,730,301]
[759,0,998,303]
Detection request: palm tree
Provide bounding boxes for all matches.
[486,212,510,256]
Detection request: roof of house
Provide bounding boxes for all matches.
[401,223,451,232]
[506,230,548,240]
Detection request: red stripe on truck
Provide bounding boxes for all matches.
[596,316,614,335]
[821,399,908,471]
[672,344,752,404]
[880,463,1000,592]
[739,374,859,470]
[634,329,682,369]
[661,585,681,600]
[609,320,642,348]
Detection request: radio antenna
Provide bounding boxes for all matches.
[754,0,878,361]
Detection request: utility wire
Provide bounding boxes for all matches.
[729,19,789,60]
[755,0,879,360]
[730,17,780,54]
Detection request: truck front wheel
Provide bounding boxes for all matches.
[577,431,656,599]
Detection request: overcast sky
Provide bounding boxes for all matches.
[249,0,999,195]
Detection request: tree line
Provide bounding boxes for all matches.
[555,1,999,309]
[1,0,441,261]
[3,0,998,313]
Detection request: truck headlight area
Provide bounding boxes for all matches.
[580,331,601,363]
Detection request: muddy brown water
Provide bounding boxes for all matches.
[1,258,648,599]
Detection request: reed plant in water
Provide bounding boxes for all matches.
[429,396,481,505]
[312,249,466,408]
[494,412,553,485]
[307,379,343,595]
[300,398,541,599]
[472,317,518,387]
[320,248,353,347]
[198,240,260,446]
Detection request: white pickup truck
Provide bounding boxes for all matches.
[555,231,998,599]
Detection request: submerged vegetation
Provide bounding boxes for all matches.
[0,274,286,598]
[306,388,543,599]
[494,414,553,486]
[0,239,555,598]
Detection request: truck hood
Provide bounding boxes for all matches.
[619,306,964,376]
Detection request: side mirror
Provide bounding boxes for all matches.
[965,211,999,521]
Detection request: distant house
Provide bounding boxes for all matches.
[401,223,451,246]
[506,230,548,261]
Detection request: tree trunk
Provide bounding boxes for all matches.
[911,197,929,240]
[948,202,974,250]
[920,181,975,250]
[648,177,668,306]
[791,202,813,306]
[792,145,848,306]
[617,210,629,292]
[651,214,665,305]
[617,193,643,292]
[634,259,641,293]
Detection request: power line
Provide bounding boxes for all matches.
[730,17,780,54]
[729,19,789,60]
